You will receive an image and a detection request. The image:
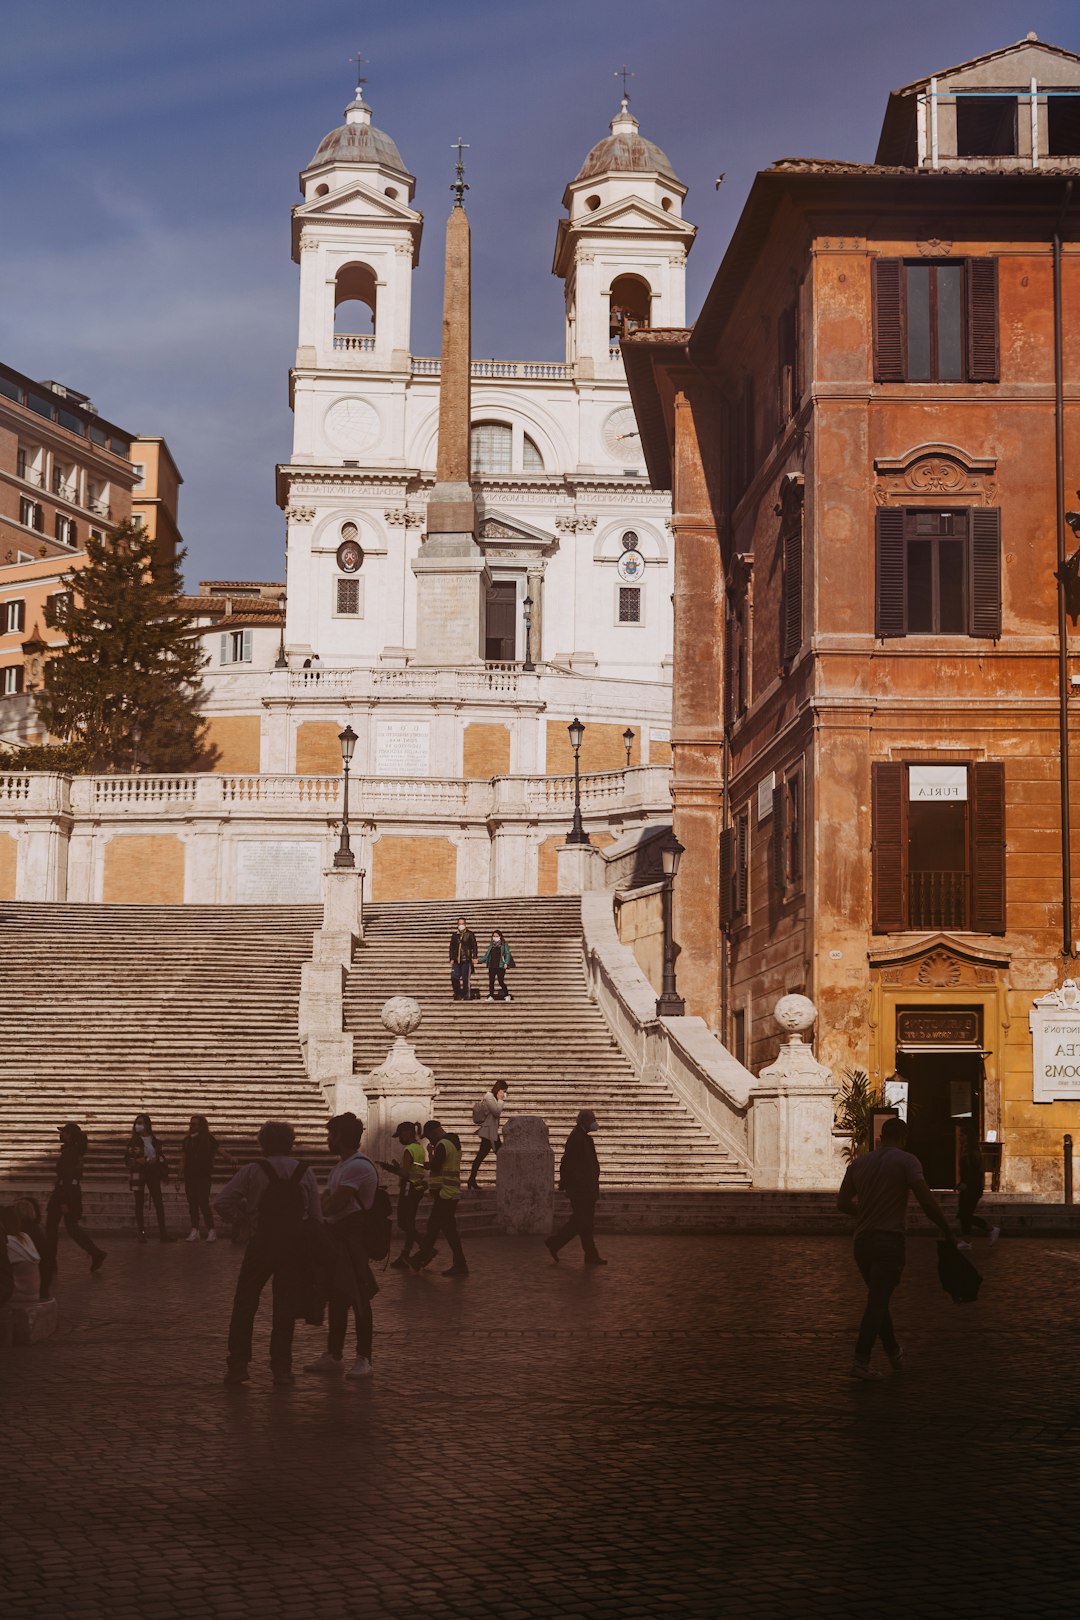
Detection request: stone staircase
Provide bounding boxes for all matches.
[0,902,332,1193]
[345,897,751,1190]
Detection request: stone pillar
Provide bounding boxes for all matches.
[749,995,841,1190]
[556,841,603,894]
[496,1115,555,1234]
[362,996,436,1169]
[298,867,364,1108]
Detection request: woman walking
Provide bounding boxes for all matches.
[379,1121,427,1270]
[481,931,515,1001]
[124,1113,172,1242]
[467,1081,508,1190]
[956,1124,1000,1249]
[42,1123,106,1295]
[180,1115,228,1242]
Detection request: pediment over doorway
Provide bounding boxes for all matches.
[868,933,1010,988]
[477,509,558,559]
[872,443,997,506]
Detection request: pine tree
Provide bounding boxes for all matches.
[35,525,216,773]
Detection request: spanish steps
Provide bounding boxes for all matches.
[346,897,750,1190]
[0,896,750,1207]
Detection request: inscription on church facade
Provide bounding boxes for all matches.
[375,720,431,776]
[235,841,323,904]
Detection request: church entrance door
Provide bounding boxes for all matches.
[485,580,517,662]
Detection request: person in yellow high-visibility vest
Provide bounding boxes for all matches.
[408,1120,468,1277]
[379,1121,427,1270]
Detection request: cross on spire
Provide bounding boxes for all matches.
[349,49,368,92]
[614,63,634,101]
[451,137,470,206]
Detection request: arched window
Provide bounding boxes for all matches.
[334,262,377,336]
[609,274,651,345]
[471,423,545,474]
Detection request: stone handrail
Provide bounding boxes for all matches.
[332,334,376,352]
[411,357,572,381]
[580,892,753,1170]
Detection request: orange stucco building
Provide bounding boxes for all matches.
[626,37,1080,1192]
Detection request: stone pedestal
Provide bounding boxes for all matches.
[322,865,364,946]
[412,549,489,666]
[11,1295,59,1345]
[363,996,436,1168]
[298,867,363,1106]
[496,1115,555,1234]
[556,841,603,895]
[749,995,840,1190]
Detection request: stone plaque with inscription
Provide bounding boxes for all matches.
[1030,980,1080,1102]
[235,841,323,904]
[896,1008,982,1047]
[375,720,430,776]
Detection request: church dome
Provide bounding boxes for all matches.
[575,101,678,183]
[307,93,410,177]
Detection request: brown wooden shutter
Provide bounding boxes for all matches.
[875,509,906,637]
[966,258,999,382]
[771,782,786,891]
[724,607,736,725]
[872,762,906,932]
[872,259,905,382]
[782,521,802,665]
[735,814,749,915]
[971,762,1006,934]
[969,507,1002,638]
[719,827,734,926]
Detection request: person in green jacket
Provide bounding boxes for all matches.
[481,931,516,1001]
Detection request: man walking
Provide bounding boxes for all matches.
[546,1108,606,1267]
[409,1120,468,1276]
[449,916,478,1001]
[215,1120,321,1386]
[837,1115,955,1381]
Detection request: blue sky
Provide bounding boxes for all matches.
[2,0,1076,585]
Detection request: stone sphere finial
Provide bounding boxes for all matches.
[381,996,423,1038]
[774,993,817,1037]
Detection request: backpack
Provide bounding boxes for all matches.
[472,1096,488,1126]
[257,1160,307,1246]
[357,1183,394,1261]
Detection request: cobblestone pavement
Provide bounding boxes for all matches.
[4,1231,1080,1619]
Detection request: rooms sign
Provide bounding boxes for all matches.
[1029,979,1080,1102]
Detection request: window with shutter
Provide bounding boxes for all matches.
[3,600,26,635]
[966,259,999,382]
[875,510,906,637]
[781,515,802,666]
[337,577,361,615]
[719,827,735,927]
[787,773,803,885]
[1,664,25,695]
[219,633,228,665]
[735,812,749,918]
[872,259,905,382]
[971,762,1006,934]
[242,629,253,662]
[969,508,1002,638]
[872,762,907,932]
[771,782,785,892]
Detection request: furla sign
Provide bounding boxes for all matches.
[1030,980,1080,1102]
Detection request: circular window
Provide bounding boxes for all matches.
[622,531,639,550]
[385,186,399,200]
[661,196,673,212]
[341,521,359,542]
[315,184,330,197]
[585,194,601,212]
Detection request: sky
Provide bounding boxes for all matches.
[2,0,1077,586]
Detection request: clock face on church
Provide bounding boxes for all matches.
[324,397,381,455]
[602,406,643,465]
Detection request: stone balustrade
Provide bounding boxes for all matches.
[332,333,376,352]
[411,357,573,381]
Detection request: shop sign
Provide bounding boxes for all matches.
[896,1008,982,1046]
[1030,980,1080,1102]
[908,765,968,801]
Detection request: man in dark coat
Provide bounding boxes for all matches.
[546,1108,607,1266]
[449,917,478,1001]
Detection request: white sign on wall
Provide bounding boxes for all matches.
[375,720,430,777]
[909,765,968,801]
[235,841,323,904]
[1030,979,1080,1102]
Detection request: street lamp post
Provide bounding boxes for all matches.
[566,717,591,845]
[656,836,686,1018]
[334,725,358,869]
[623,727,635,768]
[274,591,288,670]
[522,593,535,672]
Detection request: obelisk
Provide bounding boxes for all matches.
[412,142,488,664]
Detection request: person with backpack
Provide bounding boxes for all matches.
[215,1119,321,1386]
[409,1120,468,1277]
[379,1121,427,1270]
[467,1081,508,1190]
[481,931,515,1001]
[306,1113,387,1380]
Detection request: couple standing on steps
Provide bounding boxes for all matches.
[449,918,516,1002]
